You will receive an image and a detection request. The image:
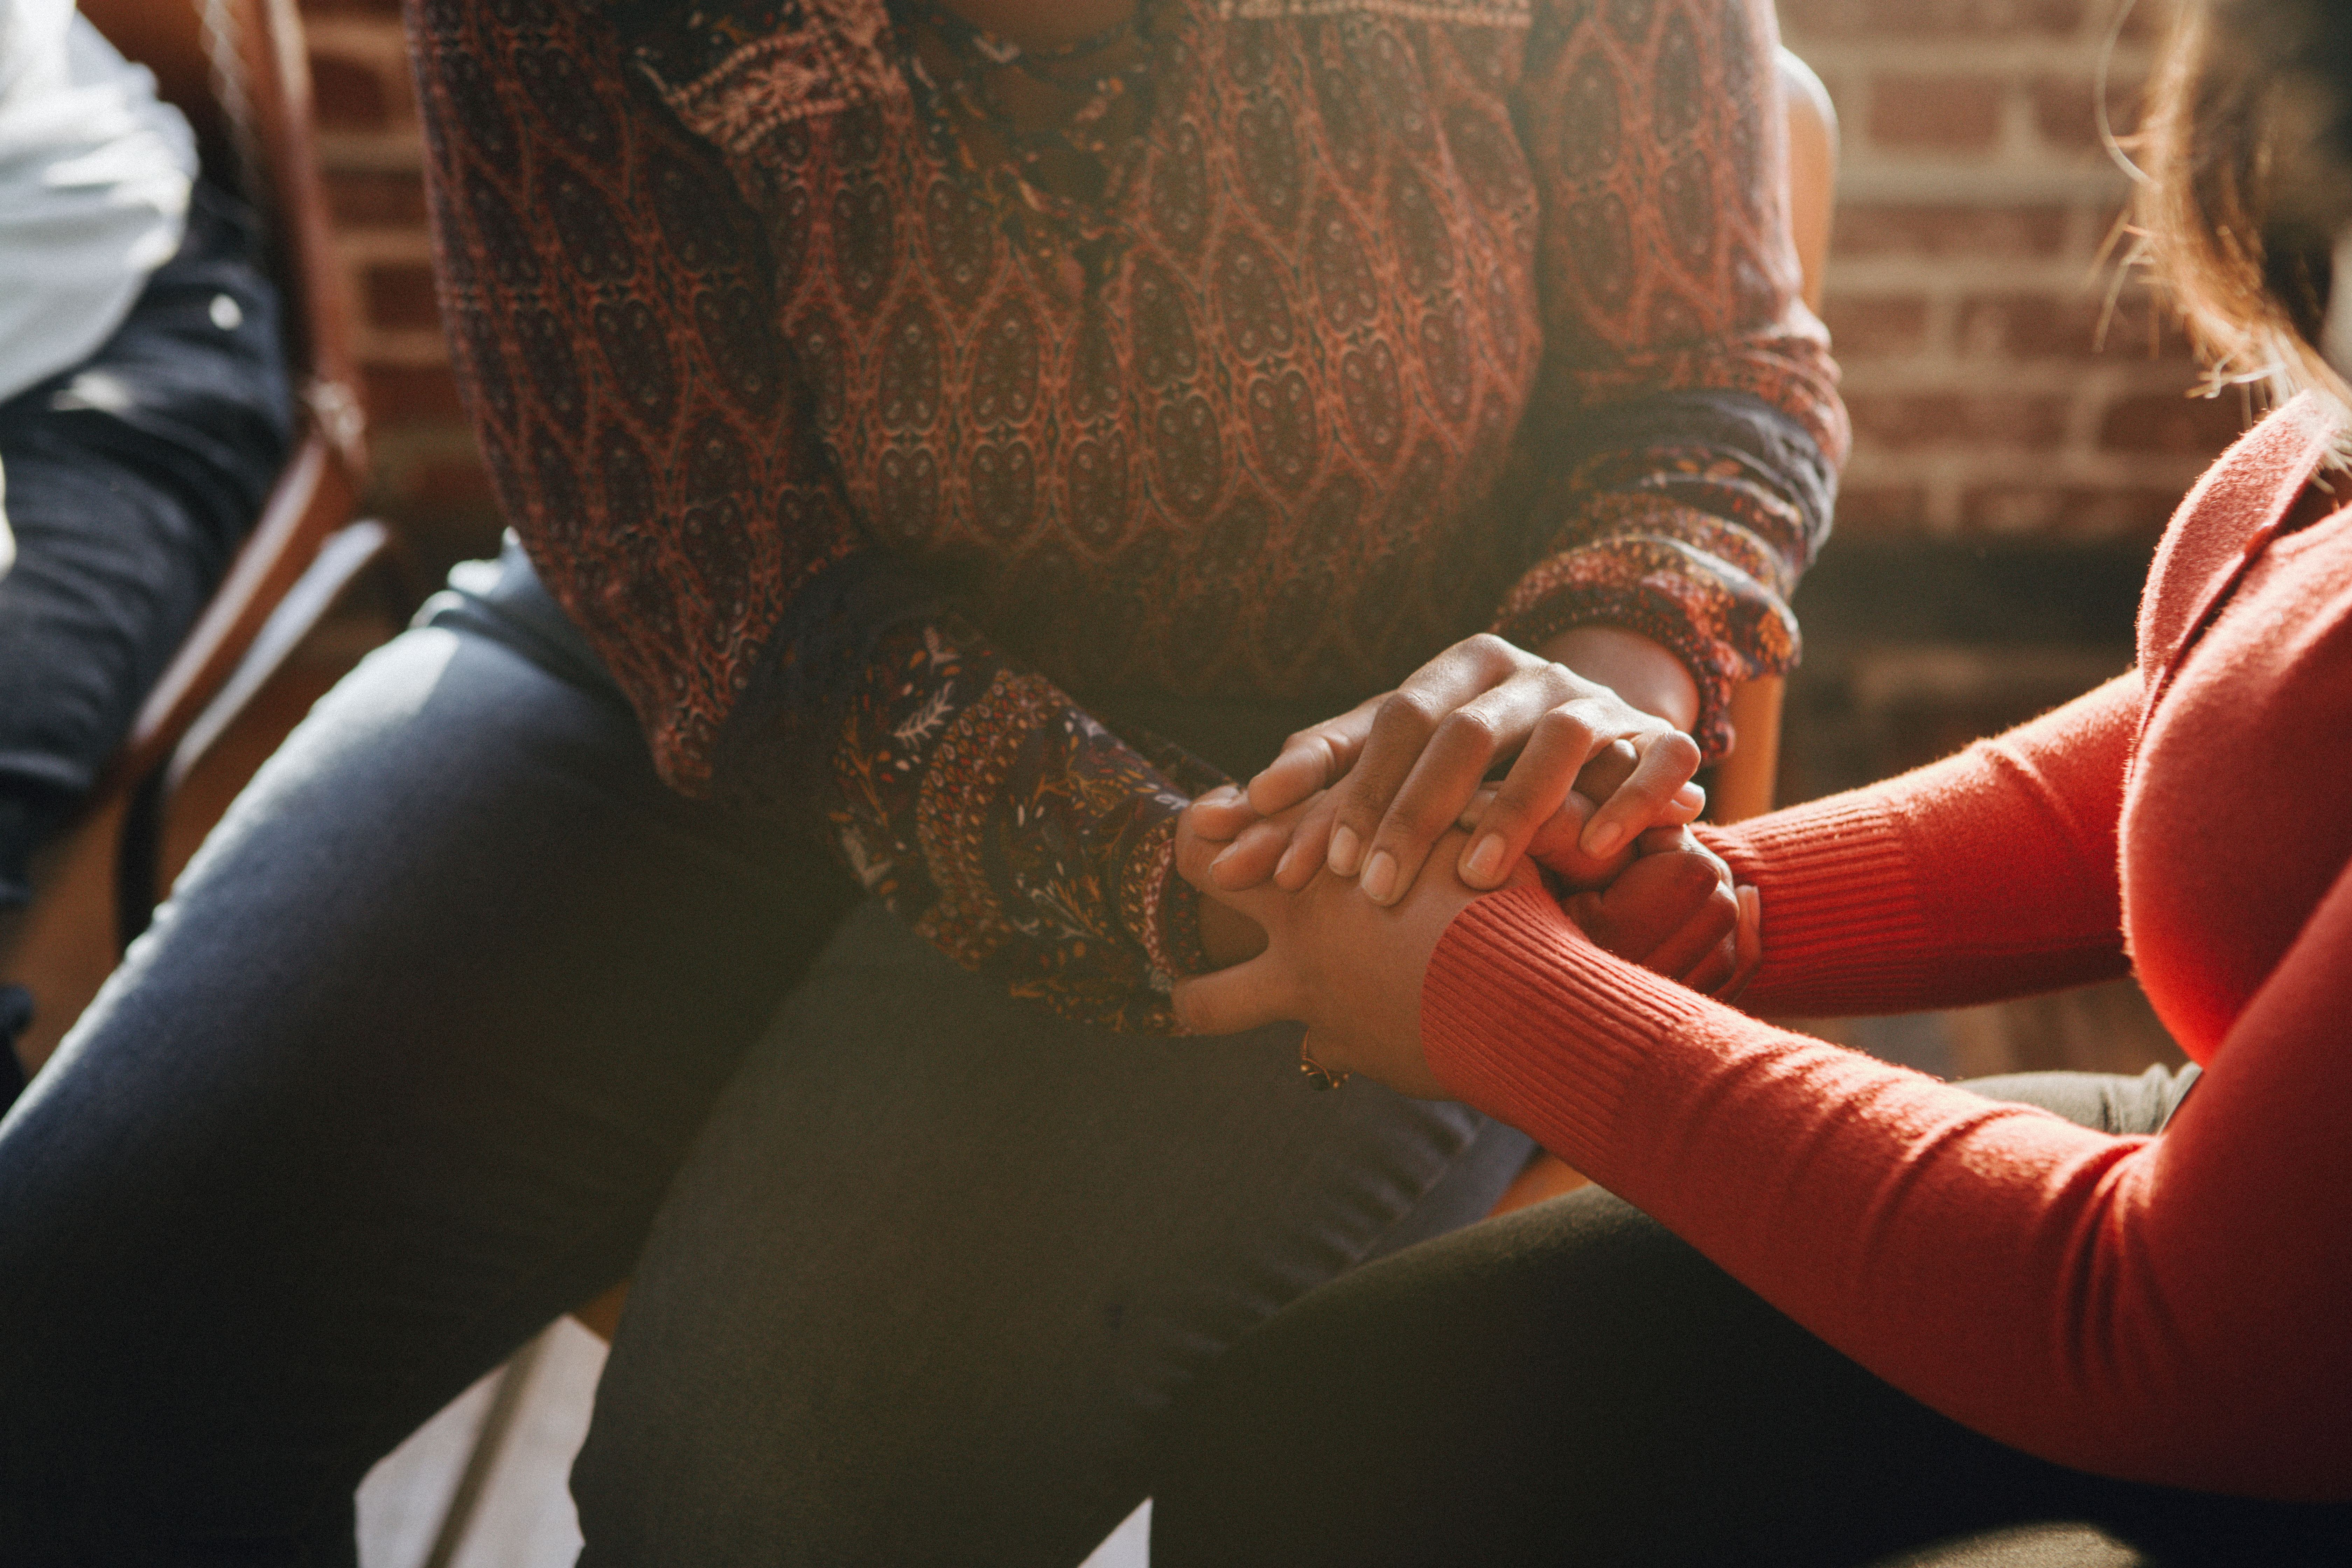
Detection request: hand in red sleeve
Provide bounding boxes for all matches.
[1556,828,1761,1003]
[1173,794,1757,1084]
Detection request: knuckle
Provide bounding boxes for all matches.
[1376,690,1443,737]
[1533,706,1597,750]
[1481,770,1537,816]
[1433,707,1503,757]
[1673,856,1726,899]
[1390,791,1459,838]
[1462,632,1517,670]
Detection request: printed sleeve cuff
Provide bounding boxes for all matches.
[1493,538,1798,763]
[1127,816,1213,987]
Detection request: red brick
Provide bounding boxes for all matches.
[1867,75,2005,152]
[1827,485,1931,537]
[1834,203,2071,260]
[2098,388,2250,454]
[325,170,428,228]
[1820,295,1932,359]
[308,51,394,132]
[363,364,467,425]
[1847,392,2075,450]
[1953,291,2197,362]
[1959,484,2191,539]
[364,262,445,332]
[1780,0,2084,41]
[2029,72,2148,153]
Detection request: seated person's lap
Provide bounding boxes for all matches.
[1151,1067,2352,1568]
[0,545,1528,1563]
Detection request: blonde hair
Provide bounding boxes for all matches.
[2135,0,2352,412]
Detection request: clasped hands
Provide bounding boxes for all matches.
[1176,633,1760,1098]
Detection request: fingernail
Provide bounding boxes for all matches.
[1585,822,1624,859]
[1328,824,1363,876]
[1464,834,1505,884]
[1360,850,1397,903]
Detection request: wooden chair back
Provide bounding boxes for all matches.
[74,0,368,810]
[69,0,375,946]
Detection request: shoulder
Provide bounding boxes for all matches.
[2138,393,2345,672]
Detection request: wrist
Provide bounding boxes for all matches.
[1536,625,1700,732]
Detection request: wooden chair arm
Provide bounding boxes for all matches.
[97,422,358,805]
[1710,676,1786,827]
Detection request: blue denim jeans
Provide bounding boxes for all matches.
[0,182,291,909]
[0,541,1530,1565]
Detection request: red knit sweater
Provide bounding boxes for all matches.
[1423,394,2352,1501]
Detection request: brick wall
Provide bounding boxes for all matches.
[1774,0,2207,1075]
[1783,0,2230,548]
[1767,0,2234,808]
[301,0,495,582]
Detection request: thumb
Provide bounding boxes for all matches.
[1173,955,1297,1037]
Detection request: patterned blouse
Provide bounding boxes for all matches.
[410,0,1847,1031]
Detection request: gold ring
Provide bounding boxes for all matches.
[1299,1054,1350,1091]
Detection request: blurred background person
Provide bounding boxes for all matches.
[0,0,290,1097]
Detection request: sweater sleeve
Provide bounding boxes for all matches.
[1691,671,2140,1017]
[1422,868,2352,1499]
[1499,0,1847,759]
[410,0,1213,1029]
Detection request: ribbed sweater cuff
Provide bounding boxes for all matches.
[1422,884,1710,1186]
[1700,792,1934,1011]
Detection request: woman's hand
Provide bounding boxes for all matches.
[1175,809,1506,1095]
[1196,633,1705,910]
[1553,825,1762,1001]
[1175,791,1765,1085]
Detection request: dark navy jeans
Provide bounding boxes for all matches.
[0,541,1529,1566]
[0,182,291,908]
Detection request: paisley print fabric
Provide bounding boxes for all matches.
[410,0,1843,1031]
[828,617,1223,1031]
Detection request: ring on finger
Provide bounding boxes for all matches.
[1299,1052,1350,1091]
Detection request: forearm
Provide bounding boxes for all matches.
[1695,672,2139,1016]
[1423,882,2352,1499]
[1508,0,1846,760]
[818,615,1226,1033]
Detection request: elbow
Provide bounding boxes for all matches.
[1983,1350,2352,1504]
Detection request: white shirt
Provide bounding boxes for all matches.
[0,0,197,408]
[0,0,198,574]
